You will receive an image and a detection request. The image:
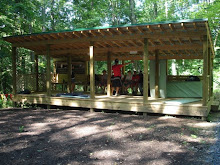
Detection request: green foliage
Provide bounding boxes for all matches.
[0,98,13,108]
[19,126,24,132]
[167,59,203,76]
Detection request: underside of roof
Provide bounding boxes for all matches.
[3,19,214,61]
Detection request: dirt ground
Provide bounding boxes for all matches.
[0,107,218,165]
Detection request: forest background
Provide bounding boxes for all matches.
[0,0,219,98]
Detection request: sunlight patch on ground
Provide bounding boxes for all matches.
[22,122,51,135]
[74,125,101,138]
[92,149,122,159]
[186,122,218,129]
[2,140,30,153]
[0,121,6,124]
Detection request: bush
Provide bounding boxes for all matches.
[0,94,13,108]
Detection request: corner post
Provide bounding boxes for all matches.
[208,48,212,99]
[35,54,39,92]
[46,45,51,96]
[143,38,149,103]
[155,49,159,98]
[107,52,112,96]
[210,56,214,97]
[90,42,95,99]
[202,35,208,106]
[12,46,17,96]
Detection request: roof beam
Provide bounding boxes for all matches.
[193,23,197,29]
[97,29,105,36]
[168,23,175,31]
[36,44,203,55]
[158,25,164,31]
[80,31,89,37]
[72,32,80,38]
[205,22,215,56]
[106,29,113,35]
[12,31,206,47]
[136,27,144,33]
[147,25,154,32]
[112,41,122,47]
[181,23,187,30]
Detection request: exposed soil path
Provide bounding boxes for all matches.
[0,108,218,165]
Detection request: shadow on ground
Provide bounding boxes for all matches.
[0,108,217,165]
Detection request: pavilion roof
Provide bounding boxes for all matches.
[3,19,214,61]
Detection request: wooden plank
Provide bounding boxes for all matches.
[202,35,208,106]
[90,42,95,99]
[143,38,149,103]
[155,50,159,98]
[35,54,39,92]
[46,45,51,96]
[12,47,17,95]
[107,52,111,96]
[13,31,206,47]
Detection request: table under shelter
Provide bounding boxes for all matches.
[3,19,215,119]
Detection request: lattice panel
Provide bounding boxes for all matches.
[38,74,46,92]
[16,74,47,92]
[16,74,25,92]
[26,74,36,91]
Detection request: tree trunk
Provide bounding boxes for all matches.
[153,2,158,19]
[129,0,136,24]
[171,59,177,75]
[50,0,56,31]
[42,0,46,32]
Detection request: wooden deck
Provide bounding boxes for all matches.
[13,93,212,118]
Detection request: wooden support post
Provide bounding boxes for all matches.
[107,52,112,96]
[67,56,72,93]
[35,54,39,92]
[155,49,159,98]
[12,47,17,96]
[90,108,94,113]
[210,56,214,97]
[143,38,149,103]
[84,61,89,92]
[90,42,95,99]
[46,45,51,96]
[122,60,125,75]
[202,35,208,106]
[201,116,207,121]
[208,48,212,99]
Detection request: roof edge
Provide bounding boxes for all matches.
[3,18,208,39]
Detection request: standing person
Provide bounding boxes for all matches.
[138,70,143,95]
[131,70,140,95]
[123,70,133,94]
[71,65,75,93]
[112,59,133,96]
[100,70,108,94]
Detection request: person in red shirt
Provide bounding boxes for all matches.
[131,70,140,95]
[112,59,133,96]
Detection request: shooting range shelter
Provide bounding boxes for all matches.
[3,19,215,119]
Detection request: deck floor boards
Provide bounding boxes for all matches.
[14,93,209,117]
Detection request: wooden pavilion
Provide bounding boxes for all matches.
[3,19,215,119]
